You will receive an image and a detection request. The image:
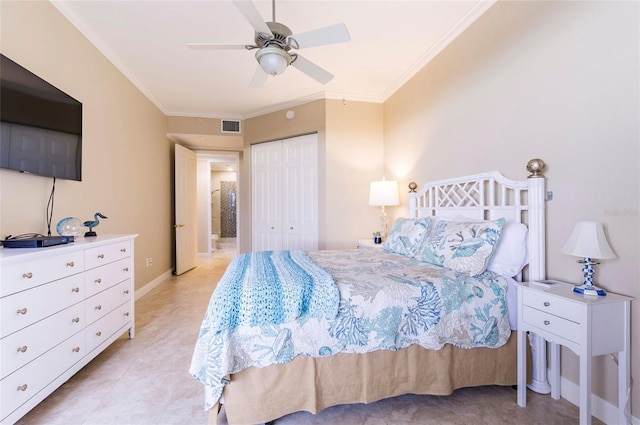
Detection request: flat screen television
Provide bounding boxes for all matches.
[0,54,82,181]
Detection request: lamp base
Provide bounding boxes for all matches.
[573,283,606,296]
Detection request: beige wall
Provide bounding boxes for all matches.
[384,0,639,417]
[0,1,174,291]
[241,100,384,252]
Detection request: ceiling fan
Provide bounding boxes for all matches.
[187,0,351,87]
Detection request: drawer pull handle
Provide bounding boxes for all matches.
[121,248,127,252]
[124,290,130,294]
[72,287,80,293]
[17,308,28,315]
[96,331,102,337]
[23,272,33,279]
[123,267,129,272]
[72,317,80,323]
[124,312,130,317]
[544,320,551,326]
[95,305,102,310]
[95,278,102,284]
[67,261,75,267]
[98,254,105,259]
[543,301,550,307]
[17,345,28,353]
[72,347,80,353]
[17,384,28,392]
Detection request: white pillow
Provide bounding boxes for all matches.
[487,221,528,277]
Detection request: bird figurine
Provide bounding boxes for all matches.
[83,212,108,237]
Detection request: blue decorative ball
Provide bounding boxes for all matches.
[56,217,84,237]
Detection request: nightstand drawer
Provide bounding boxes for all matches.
[522,305,580,343]
[522,289,581,323]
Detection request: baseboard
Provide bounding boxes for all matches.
[558,373,639,424]
[135,268,172,301]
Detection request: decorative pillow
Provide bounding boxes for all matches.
[383,217,431,256]
[414,218,505,275]
[487,221,528,277]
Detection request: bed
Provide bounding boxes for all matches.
[190,161,547,425]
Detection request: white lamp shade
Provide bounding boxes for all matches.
[369,180,399,206]
[561,221,616,259]
[256,47,290,76]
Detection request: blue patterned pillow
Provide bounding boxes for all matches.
[383,217,431,256]
[414,218,505,275]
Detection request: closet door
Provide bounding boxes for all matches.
[252,141,283,251]
[251,134,318,251]
[282,134,318,250]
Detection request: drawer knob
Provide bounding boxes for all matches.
[124,290,130,294]
[543,301,550,307]
[123,267,129,272]
[22,272,33,279]
[97,254,105,259]
[121,248,127,252]
[95,305,102,310]
[72,287,80,293]
[67,261,75,267]
[17,345,28,353]
[72,347,80,353]
[95,278,102,284]
[72,317,80,323]
[17,384,28,392]
[124,312,130,317]
[17,308,28,315]
[96,331,102,337]
[544,320,551,325]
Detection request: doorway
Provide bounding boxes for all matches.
[196,151,239,257]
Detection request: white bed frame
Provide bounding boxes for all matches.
[408,163,550,394]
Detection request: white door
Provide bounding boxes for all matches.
[252,141,282,251]
[251,134,318,251]
[175,144,198,275]
[282,134,318,250]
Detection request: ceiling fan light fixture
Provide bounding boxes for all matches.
[255,46,291,76]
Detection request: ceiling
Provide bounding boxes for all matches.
[51,1,495,120]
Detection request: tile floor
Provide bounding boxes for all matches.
[16,250,596,425]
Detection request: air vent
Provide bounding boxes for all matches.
[221,120,241,134]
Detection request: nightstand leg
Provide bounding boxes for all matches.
[517,329,527,407]
[619,301,631,425]
[580,350,592,425]
[549,342,560,400]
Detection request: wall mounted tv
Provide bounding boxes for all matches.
[0,54,82,181]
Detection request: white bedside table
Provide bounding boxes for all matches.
[516,280,632,425]
[356,239,383,249]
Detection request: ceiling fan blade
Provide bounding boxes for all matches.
[187,43,247,50]
[232,0,273,36]
[249,65,268,88]
[291,55,334,85]
[289,23,350,49]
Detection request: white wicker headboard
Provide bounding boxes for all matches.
[408,163,546,281]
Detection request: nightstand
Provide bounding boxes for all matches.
[516,280,632,425]
[356,239,383,249]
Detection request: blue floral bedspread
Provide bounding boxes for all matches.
[189,249,511,410]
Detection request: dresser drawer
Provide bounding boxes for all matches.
[84,240,131,270]
[85,279,132,325]
[522,305,581,343]
[85,258,132,297]
[0,251,84,297]
[86,302,133,353]
[1,274,85,336]
[0,331,85,422]
[521,288,582,323]
[0,303,85,380]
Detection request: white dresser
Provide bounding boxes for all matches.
[0,234,137,424]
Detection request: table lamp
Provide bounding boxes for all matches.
[369,178,399,238]
[561,221,616,296]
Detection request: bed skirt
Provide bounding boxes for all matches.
[209,331,527,425]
